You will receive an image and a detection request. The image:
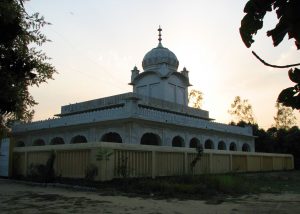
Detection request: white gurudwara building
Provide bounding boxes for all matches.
[12,27,255,152]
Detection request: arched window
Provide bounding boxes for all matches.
[32,139,45,146]
[50,137,65,145]
[172,136,184,147]
[140,133,161,146]
[15,141,25,147]
[204,139,214,149]
[101,132,122,143]
[189,137,200,148]
[229,142,237,151]
[218,141,226,150]
[71,135,87,144]
[242,143,250,152]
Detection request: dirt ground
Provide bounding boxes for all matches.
[1,179,300,214]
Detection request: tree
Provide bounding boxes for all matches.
[273,102,296,129]
[240,0,300,109]
[188,89,203,109]
[0,0,56,136]
[254,125,275,153]
[228,96,255,124]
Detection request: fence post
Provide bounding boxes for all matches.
[24,151,28,177]
[246,155,249,172]
[209,152,213,173]
[184,152,188,175]
[229,154,233,172]
[152,150,156,179]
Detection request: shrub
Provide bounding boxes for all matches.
[27,151,56,183]
[85,164,98,181]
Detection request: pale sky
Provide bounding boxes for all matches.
[26,0,300,129]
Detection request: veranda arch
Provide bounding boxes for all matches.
[101,132,122,143]
[50,137,65,145]
[70,135,87,144]
[204,139,214,149]
[189,137,201,148]
[172,136,185,147]
[140,133,161,146]
[218,141,226,150]
[32,139,45,146]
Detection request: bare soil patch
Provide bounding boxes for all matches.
[2,171,300,213]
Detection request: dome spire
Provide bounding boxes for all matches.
[158,25,163,47]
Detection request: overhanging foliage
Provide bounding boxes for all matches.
[0,0,56,128]
[240,0,300,109]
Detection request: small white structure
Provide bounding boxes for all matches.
[12,27,255,152]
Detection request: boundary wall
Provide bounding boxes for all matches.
[12,142,294,181]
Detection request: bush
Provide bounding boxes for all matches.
[27,152,56,183]
[85,164,98,181]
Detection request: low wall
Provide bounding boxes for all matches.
[12,142,294,181]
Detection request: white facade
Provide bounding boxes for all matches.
[12,28,255,152]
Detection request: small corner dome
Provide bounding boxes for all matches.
[142,45,179,70]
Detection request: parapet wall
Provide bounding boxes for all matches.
[12,102,252,137]
[60,92,210,119]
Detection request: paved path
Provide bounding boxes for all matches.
[1,179,300,214]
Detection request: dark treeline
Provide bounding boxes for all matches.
[233,121,300,169]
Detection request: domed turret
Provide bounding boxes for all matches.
[142,46,179,71]
[142,26,179,72]
[131,26,190,106]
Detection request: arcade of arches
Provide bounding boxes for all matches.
[15,133,251,152]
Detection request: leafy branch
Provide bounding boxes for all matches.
[240,0,300,110]
[252,51,300,68]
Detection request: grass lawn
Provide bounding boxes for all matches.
[22,170,300,200]
[68,170,300,200]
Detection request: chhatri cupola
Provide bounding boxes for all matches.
[130,26,191,106]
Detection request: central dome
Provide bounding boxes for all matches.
[142,26,179,71]
[142,44,179,71]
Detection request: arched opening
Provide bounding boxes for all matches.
[242,143,250,152]
[15,141,25,147]
[71,135,87,144]
[229,142,237,151]
[140,133,161,146]
[50,137,65,145]
[172,136,184,147]
[204,139,214,149]
[101,132,122,143]
[189,137,200,148]
[32,139,45,146]
[218,141,226,150]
